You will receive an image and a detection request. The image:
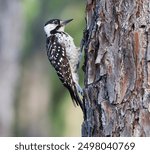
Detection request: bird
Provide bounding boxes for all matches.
[44,19,83,111]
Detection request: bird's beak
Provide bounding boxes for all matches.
[61,19,73,26]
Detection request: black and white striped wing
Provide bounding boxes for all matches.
[46,35,82,108]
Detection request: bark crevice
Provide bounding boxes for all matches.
[82,0,150,137]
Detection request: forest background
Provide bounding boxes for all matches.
[0,0,85,137]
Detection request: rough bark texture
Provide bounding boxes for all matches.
[82,0,150,137]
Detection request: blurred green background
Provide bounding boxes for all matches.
[0,0,85,136]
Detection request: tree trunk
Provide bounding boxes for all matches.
[0,0,23,136]
[82,0,150,137]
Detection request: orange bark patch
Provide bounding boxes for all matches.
[120,72,128,103]
[134,32,143,89]
[148,63,150,86]
[134,32,139,67]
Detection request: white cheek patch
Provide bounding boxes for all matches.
[44,24,55,36]
[57,26,65,32]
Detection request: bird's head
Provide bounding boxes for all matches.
[44,19,73,37]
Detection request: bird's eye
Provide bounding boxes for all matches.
[53,20,58,24]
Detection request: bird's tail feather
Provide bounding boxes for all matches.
[67,84,83,111]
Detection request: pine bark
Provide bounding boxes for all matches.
[82,0,150,137]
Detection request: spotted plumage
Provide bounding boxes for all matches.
[44,19,83,110]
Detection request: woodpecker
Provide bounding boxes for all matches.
[44,19,83,110]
